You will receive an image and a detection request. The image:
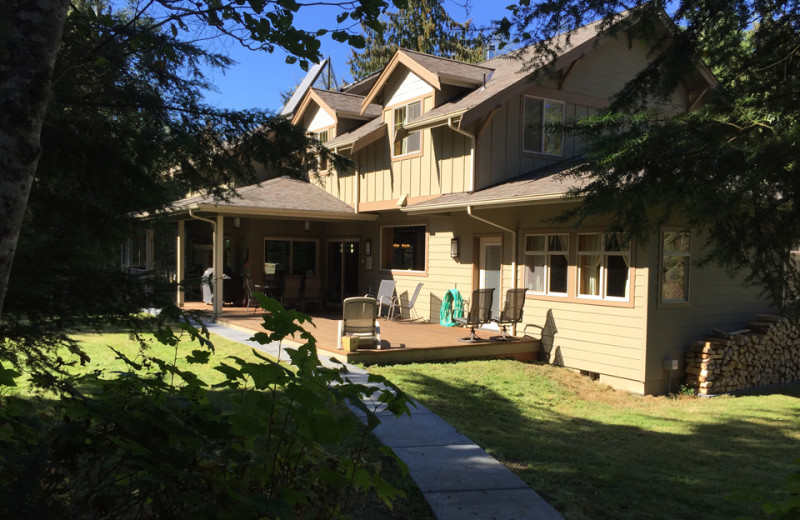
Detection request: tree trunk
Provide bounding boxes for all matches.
[0,0,69,314]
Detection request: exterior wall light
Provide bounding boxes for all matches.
[365,239,372,257]
[450,238,459,258]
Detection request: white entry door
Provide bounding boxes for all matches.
[479,236,502,321]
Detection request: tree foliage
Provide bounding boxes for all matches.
[0,0,398,313]
[349,0,487,80]
[0,1,415,515]
[498,0,800,313]
[0,298,413,519]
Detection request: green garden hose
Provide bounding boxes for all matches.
[440,289,464,327]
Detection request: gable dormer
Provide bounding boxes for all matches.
[360,49,494,113]
[292,88,382,142]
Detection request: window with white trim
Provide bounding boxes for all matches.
[393,101,421,156]
[577,233,631,300]
[523,97,564,155]
[661,231,691,303]
[524,234,569,296]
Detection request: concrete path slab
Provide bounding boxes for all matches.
[203,320,563,520]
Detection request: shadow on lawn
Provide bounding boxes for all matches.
[396,370,800,520]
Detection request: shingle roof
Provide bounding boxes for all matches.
[405,159,588,211]
[398,48,494,86]
[312,89,382,119]
[170,176,365,217]
[408,18,608,129]
[325,116,385,150]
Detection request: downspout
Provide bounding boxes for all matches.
[188,208,219,316]
[467,205,520,334]
[447,117,475,193]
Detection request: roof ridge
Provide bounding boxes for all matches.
[397,47,495,70]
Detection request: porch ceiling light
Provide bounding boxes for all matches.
[450,238,459,259]
[304,220,311,232]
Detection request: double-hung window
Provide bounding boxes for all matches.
[577,233,631,300]
[524,234,569,296]
[393,101,422,156]
[523,97,564,155]
[661,231,691,303]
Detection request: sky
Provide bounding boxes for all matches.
[199,1,506,113]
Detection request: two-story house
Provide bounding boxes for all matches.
[166,12,771,394]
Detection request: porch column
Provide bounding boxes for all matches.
[145,227,155,270]
[176,219,185,306]
[213,214,224,316]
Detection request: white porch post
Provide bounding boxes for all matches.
[176,220,185,306]
[213,214,224,316]
[145,228,155,270]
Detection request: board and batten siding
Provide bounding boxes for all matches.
[353,101,472,204]
[644,229,772,394]
[476,97,597,190]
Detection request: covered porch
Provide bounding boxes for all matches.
[184,302,541,365]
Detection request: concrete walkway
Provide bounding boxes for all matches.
[203,321,563,520]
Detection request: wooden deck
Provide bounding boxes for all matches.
[183,302,540,365]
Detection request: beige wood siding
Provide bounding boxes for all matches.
[307,106,335,133]
[476,97,598,190]
[644,229,772,393]
[385,69,435,106]
[353,107,471,204]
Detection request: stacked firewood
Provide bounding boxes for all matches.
[685,315,800,395]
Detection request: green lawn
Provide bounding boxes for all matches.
[367,360,800,520]
[7,330,435,520]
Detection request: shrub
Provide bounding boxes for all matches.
[0,296,411,519]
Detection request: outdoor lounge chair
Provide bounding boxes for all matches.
[337,297,381,350]
[388,282,423,320]
[243,275,261,313]
[281,274,302,308]
[455,288,494,343]
[201,267,214,305]
[302,275,323,313]
[366,279,395,317]
[491,288,527,341]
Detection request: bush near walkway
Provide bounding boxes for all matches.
[369,360,800,520]
[0,299,434,520]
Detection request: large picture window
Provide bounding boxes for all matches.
[381,225,426,271]
[524,234,568,295]
[661,231,691,303]
[523,97,564,155]
[264,239,317,277]
[393,101,422,156]
[577,233,631,301]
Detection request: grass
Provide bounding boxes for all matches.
[7,329,435,520]
[367,359,800,520]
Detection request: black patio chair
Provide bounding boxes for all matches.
[491,288,527,341]
[455,288,494,343]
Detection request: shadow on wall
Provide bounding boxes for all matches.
[526,309,559,363]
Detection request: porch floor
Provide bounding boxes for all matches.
[182,302,540,365]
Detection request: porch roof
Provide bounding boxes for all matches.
[169,176,377,221]
[403,158,588,213]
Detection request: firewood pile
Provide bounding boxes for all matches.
[685,315,800,395]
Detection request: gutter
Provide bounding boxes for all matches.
[447,116,476,193]
[188,208,220,317]
[467,206,519,335]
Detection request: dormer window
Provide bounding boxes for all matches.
[523,97,564,156]
[393,101,421,157]
[316,130,329,172]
